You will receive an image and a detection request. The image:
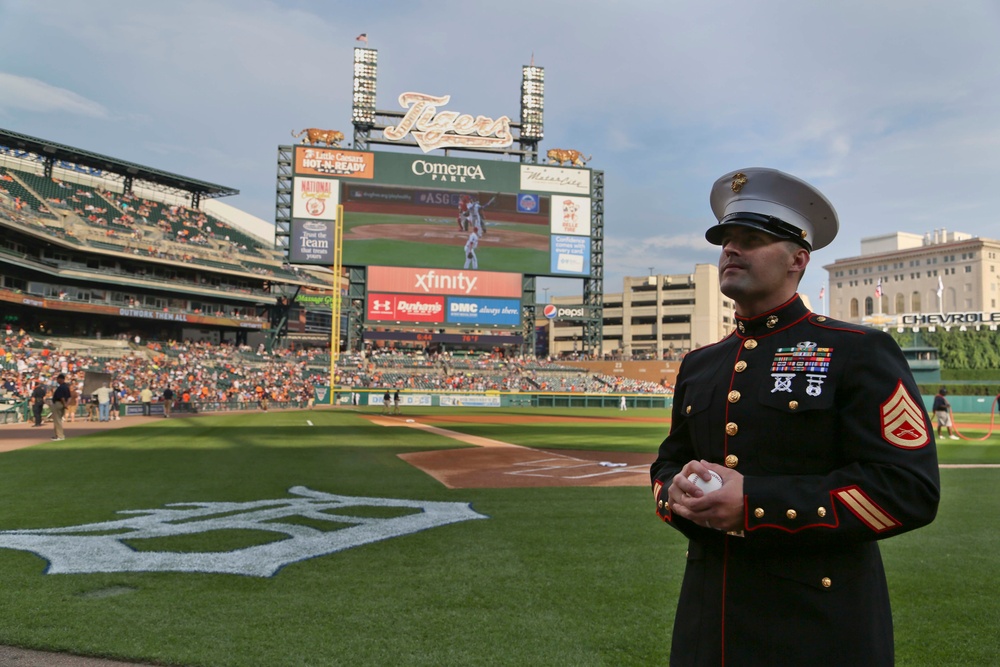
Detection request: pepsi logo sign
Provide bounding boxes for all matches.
[543,304,557,319]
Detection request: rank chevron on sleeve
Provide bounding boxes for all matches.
[880,381,930,449]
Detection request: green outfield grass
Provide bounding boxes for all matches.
[0,407,997,666]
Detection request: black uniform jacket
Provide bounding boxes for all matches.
[650,295,940,667]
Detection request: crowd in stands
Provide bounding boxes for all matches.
[334,347,674,394]
[1,327,673,419]
[0,328,323,413]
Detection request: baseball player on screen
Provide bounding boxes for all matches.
[469,194,497,236]
[457,194,472,231]
[463,230,480,269]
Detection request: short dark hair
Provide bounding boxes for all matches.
[57,373,66,380]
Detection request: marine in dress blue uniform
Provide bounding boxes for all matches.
[650,168,940,666]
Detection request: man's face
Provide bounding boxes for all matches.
[717,226,804,308]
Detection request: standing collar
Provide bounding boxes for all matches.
[734,294,811,338]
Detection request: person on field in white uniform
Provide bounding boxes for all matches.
[464,231,480,270]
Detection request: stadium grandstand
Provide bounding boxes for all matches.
[0,128,330,349]
[0,128,675,424]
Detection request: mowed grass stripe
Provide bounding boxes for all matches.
[0,408,996,666]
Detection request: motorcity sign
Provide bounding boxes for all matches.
[383,92,513,153]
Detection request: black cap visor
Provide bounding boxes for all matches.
[705,212,812,250]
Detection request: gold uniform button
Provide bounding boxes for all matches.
[817,507,827,518]
[786,509,797,519]
[658,499,664,509]
[686,405,692,415]
[821,577,832,588]
[725,454,738,468]
[735,360,748,372]
[816,316,827,323]
[754,508,765,519]
[788,400,799,410]
[743,339,758,350]
[728,390,741,403]
[725,422,738,436]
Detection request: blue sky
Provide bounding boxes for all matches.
[1,0,998,306]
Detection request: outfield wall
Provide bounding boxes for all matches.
[328,389,672,410]
[322,389,1000,414]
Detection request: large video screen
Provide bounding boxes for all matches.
[290,147,592,277]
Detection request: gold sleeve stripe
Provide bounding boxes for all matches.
[653,480,663,501]
[835,487,901,533]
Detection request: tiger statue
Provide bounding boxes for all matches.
[291,129,345,147]
[546,148,591,167]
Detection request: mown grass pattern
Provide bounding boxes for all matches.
[0,407,996,666]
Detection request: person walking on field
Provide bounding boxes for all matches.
[620,395,627,411]
[650,168,940,666]
[141,386,153,416]
[50,373,73,441]
[393,389,401,415]
[382,389,391,415]
[65,383,78,423]
[162,387,174,418]
[110,384,121,420]
[30,381,46,427]
[932,387,959,440]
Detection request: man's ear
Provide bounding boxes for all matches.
[791,247,810,273]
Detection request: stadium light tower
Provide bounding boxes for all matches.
[352,48,378,150]
[519,64,544,161]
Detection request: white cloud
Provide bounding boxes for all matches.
[0,72,107,117]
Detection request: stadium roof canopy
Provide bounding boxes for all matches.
[0,127,239,202]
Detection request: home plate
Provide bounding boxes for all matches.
[406,419,415,423]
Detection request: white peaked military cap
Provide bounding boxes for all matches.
[706,167,839,251]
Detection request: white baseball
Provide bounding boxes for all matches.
[687,470,723,494]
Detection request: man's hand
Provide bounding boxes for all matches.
[666,459,745,532]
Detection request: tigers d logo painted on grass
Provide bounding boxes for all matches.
[0,487,487,577]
